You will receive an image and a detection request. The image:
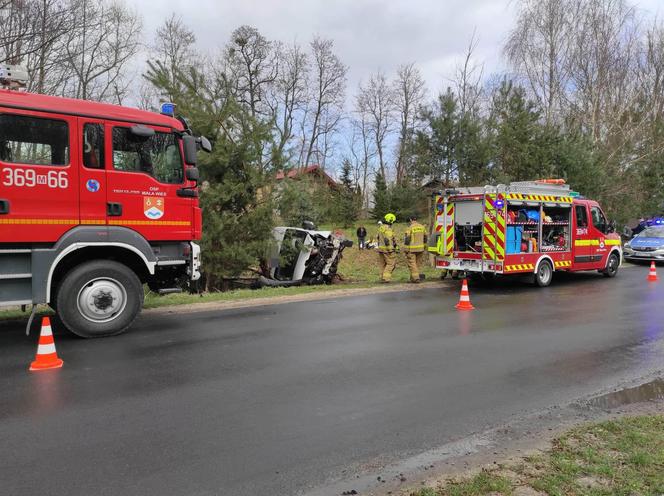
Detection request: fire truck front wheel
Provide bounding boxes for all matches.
[602,252,620,278]
[534,260,553,287]
[55,260,144,338]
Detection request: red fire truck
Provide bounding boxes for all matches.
[0,66,210,337]
[429,181,622,286]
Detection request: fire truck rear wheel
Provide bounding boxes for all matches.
[55,260,144,338]
[534,260,553,287]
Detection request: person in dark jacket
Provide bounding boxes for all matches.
[356,225,367,249]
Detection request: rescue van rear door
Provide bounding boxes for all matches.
[0,109,79,243]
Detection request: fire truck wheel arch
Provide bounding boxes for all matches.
[29,226,157,304]
[534,255,556,274]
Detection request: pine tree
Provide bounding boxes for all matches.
[490,80,548,182]
[335,159,361,227]
[371,171,390,220]
[145,62,276,289]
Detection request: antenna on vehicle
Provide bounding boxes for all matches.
[0,65,28,90]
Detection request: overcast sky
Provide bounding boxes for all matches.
[136,0,664,101]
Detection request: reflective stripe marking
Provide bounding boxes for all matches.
[506,193,573,203]
[505,263,535,272]
[0,219,79,225]
[41,325,52,337]
[605,239,621,246]
[0,219,190,226]
[554,260,572,268]
[445,204,454,255]
[575,239,600,246]
[483,194,505,261]
[108,220,191,226]
[37,343,56,355]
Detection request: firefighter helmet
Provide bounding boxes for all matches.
[384,213,396,224]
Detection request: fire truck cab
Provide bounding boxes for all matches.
[429,181,622,286]
[0,67,209,337]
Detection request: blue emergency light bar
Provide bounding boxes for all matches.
[160,102,176,117]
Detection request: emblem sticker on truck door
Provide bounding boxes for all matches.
[143,197,165,219]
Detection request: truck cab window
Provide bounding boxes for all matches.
[83,124,104,169]
[0,114,69,166]
[591,206,608,234]
[112,127,183,184]
[575,205,588,228]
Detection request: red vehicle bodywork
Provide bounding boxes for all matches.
[0,87,204,337]
[0,90,202,243]
[429,184,622,281]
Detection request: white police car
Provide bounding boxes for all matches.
[624,226,664,262]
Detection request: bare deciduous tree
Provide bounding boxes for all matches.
[393,62,425,183]
[505,0,573,124]
[267,41,309,166]
[224,25,277,118]
[62,0,143,103]
[357,70,394,178]
[302,36,346,170]
[147,13,196,104]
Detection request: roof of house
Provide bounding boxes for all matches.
[0,89,183,130]
[276,164,338,188]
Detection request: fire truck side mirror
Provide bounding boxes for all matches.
[183,135,198,165]
[198,136,212,153]
[186,167,200,182]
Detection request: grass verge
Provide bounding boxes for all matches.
[414,415,664,495]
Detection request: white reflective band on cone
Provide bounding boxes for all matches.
[37,343,56,354]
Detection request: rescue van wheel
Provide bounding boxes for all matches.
[55,260,143,338]
[603,252,620,278]
[534,260,553,287]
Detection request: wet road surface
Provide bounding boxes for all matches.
[1,266,664,495]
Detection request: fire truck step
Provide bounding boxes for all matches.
[0,273,31,280]
[157,288,183,295]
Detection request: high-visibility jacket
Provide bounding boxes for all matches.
[377,225,396,253]
[404,221,427,253]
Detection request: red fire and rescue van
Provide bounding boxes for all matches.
[0,66,210,337]
[429,181,622,286]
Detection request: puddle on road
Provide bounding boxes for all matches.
[584,378,664,410]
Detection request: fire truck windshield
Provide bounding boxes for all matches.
[112,127,184,184]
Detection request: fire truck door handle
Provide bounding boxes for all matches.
[0,199,9,214]
[107,202,122,216]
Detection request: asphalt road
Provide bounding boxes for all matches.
[1,265,664,496]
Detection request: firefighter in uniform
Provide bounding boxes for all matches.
[404,215,428,283]
[377,213,398,282]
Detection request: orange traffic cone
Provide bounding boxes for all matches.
[29,317,63,371]
[455,279,475,311]
[648,261,658,282]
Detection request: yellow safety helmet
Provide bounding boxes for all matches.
[384,213,396,224]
